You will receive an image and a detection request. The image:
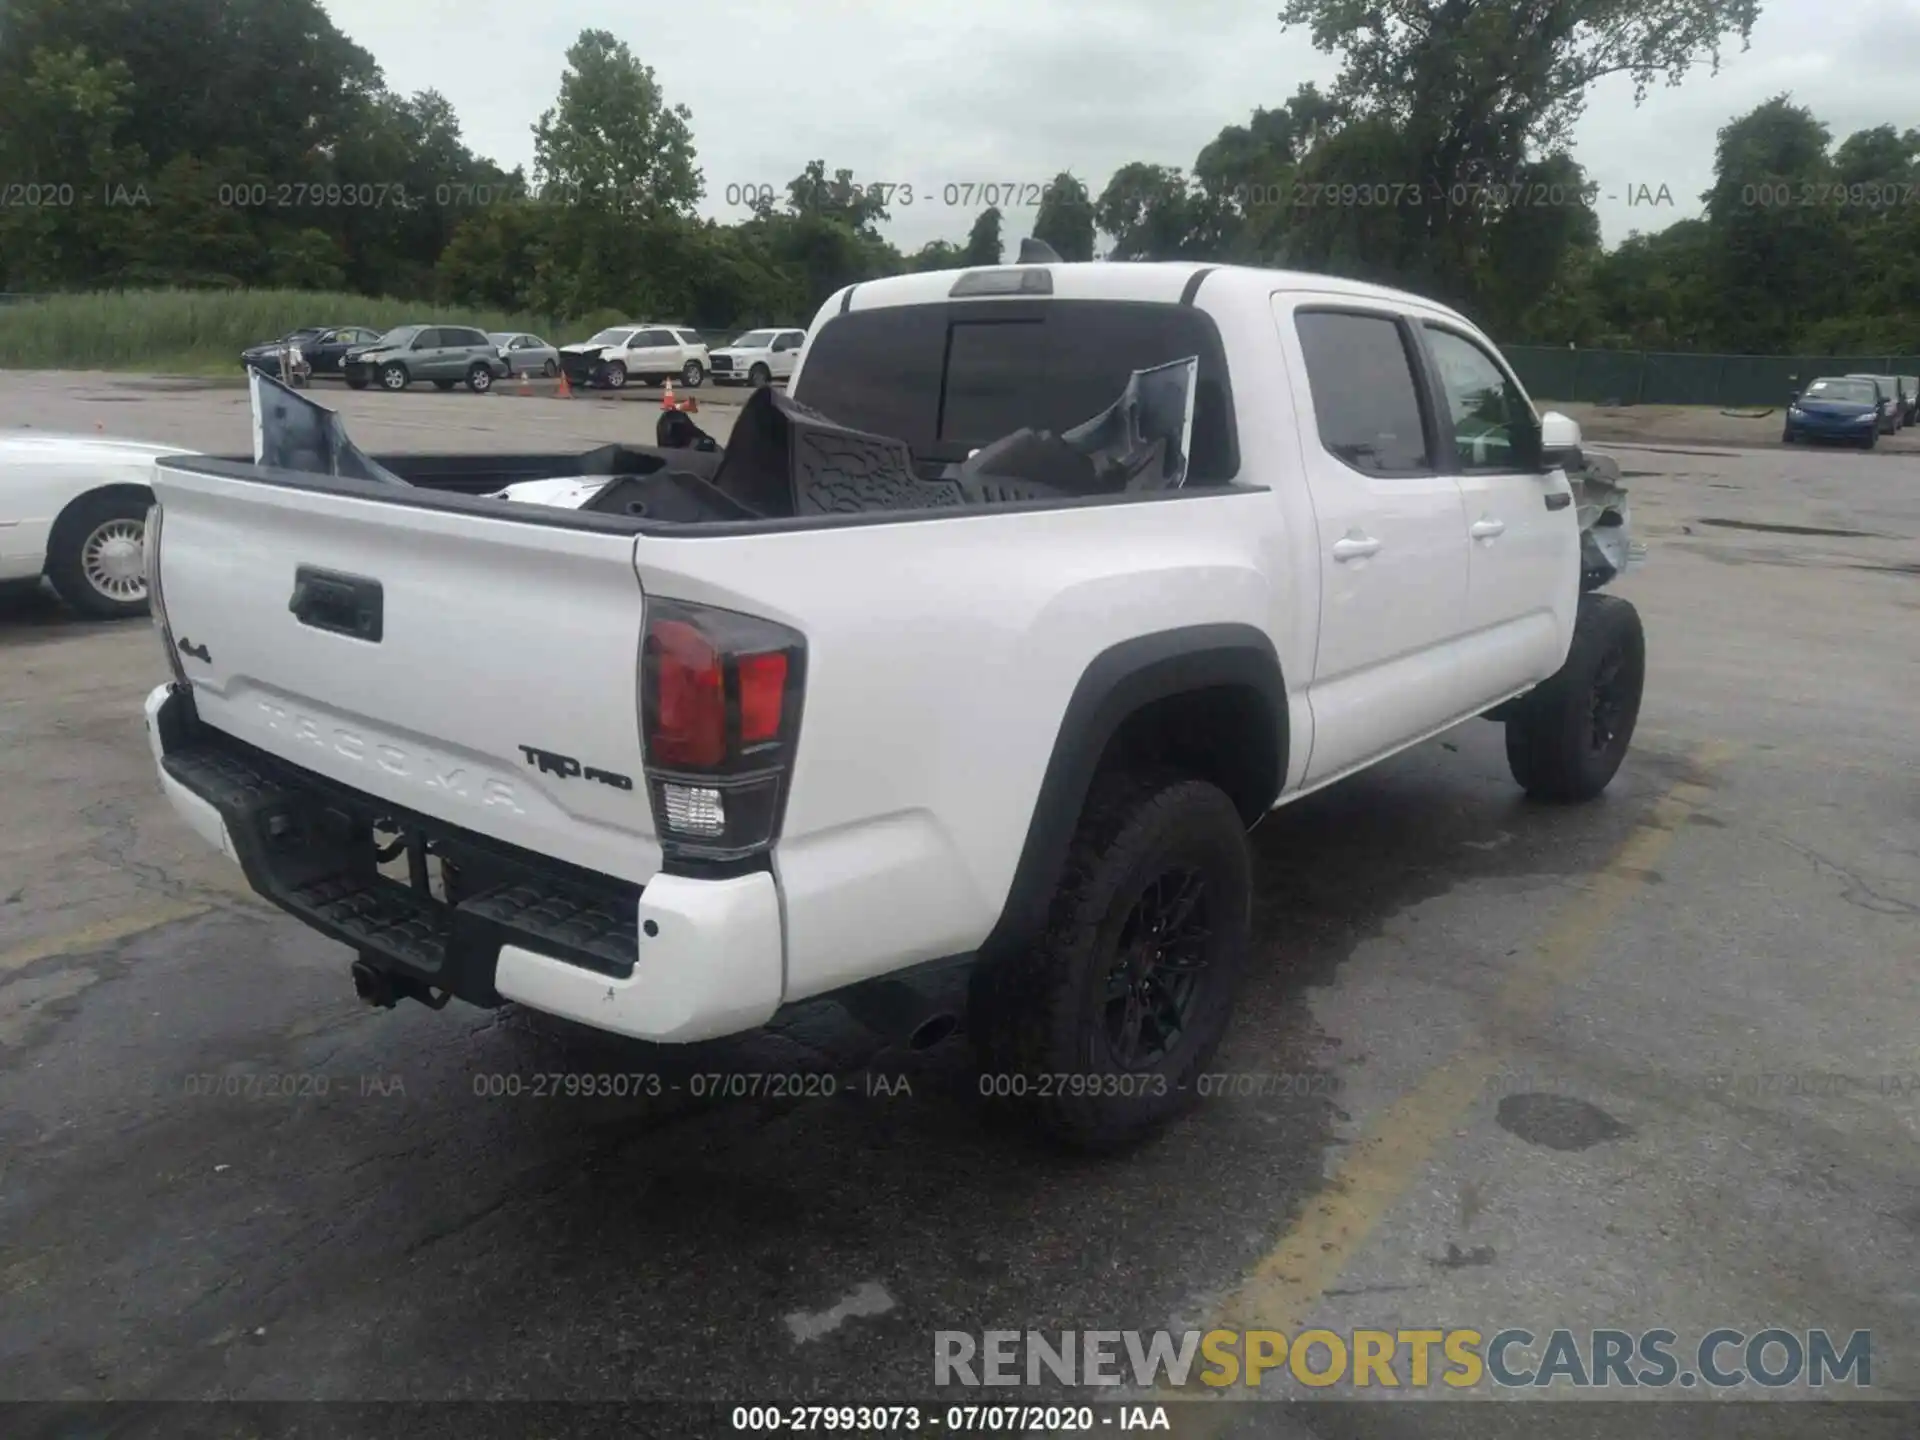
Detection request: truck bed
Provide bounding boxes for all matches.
[373,444,720,497]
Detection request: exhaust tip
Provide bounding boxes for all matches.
[908,1013,958,1051]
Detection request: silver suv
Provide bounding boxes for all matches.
[343,326,509,393]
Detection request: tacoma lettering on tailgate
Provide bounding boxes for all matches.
[256,701,525,813]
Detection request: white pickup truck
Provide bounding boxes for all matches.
[142,257,1642,1149]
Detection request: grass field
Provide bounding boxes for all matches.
[0,290,747,373]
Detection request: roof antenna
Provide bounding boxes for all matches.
[1018,237,1063,264]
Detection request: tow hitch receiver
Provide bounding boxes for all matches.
[351,955,452,1010]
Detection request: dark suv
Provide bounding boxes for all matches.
[343,326,508,393]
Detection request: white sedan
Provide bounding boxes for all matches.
[0,432,178,618]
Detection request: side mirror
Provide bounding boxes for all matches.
[1537,409,1583,473]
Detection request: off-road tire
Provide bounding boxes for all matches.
[1505,594,1646,803]
[969,771,1252,1152]
[379,362,409,392]
[682,359,705,387]
[750,362,772,388]
[466,364,494,394]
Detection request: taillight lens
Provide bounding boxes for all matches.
[641,598,805,865]
[648,619,727,768]
[145,502,189,686]
[736,652,789,744]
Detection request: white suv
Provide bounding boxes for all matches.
[708,328,807,387]
[557,325,710,390]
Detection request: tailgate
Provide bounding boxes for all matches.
[151,458,661,883]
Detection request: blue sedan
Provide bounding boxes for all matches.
[1782,377,1884,449]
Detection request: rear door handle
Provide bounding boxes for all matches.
[1332,535,1382,562]
[1469,518,1507,540]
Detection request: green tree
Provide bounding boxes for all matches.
[437,203,549,311]
[266,226,349,291]
[531,29,701,216]
[335,88,508,298]
[785,160,891,235]
[527,30,705,319]
[1274,117,1425,281]
[904,238,968,272]
[963,206,1004,265]
[1032,172,1096,260]
[131,151,263,287]
[1190,86,1342,259]
[0,42,149,287]
[1095,164,1200,260]
[0,0,501,296]
[1701,97,1840,351]
[1276,0,1760,311]
[1477,153,1603,340]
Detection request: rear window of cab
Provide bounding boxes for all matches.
[792,300,1240,479]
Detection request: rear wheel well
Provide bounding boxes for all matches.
[1094,685,1281,826]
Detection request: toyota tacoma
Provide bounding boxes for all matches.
[141,255,1643,1149]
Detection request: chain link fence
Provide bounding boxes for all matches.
[1506,346,1919,408]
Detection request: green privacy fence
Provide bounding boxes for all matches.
[1505,346,1920,408]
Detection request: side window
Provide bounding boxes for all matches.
[1422,326,1531,470]
[455,329,487,348]
[1294,310,1431,474]
[412,329,443,350]
[674,329,701,346]
[639,328,673,347]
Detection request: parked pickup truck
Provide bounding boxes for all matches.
[142,258,1642,1150]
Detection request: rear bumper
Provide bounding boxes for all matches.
[143,683,785,1042]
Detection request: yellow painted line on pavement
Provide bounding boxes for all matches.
[0,899,210,976]
[1170,740,1737,1413]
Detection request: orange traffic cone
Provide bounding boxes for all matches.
[555,368,572,399]
[660,378,677,411]
[678,393,698,414]
[518,368,533,396]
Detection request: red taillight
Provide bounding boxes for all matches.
[648,619,727,768]
[737,651,788,745]
[641,599,806,865]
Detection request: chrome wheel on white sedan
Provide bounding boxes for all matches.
[47,492,151,619]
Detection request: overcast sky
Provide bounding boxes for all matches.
[321,0,1920,253]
